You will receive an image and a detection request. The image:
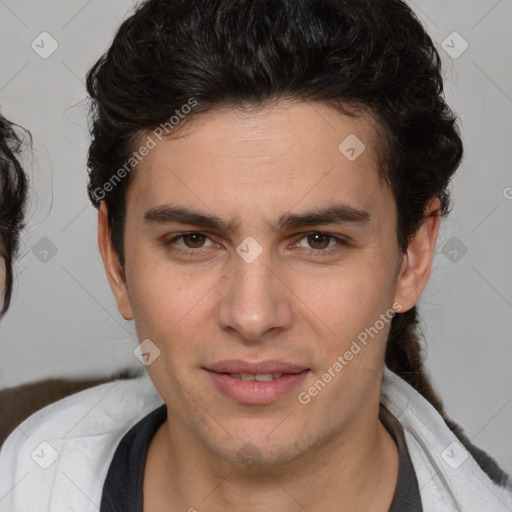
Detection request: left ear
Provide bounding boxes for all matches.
[394,197,441,312]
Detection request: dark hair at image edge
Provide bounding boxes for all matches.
[85,0,509,485]
[0,115,28,315]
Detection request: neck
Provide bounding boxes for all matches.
[143,403,399,512]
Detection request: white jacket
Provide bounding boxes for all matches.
[0,367,511,511]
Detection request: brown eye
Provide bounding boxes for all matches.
[162,232,216,256]
[306,233,331,250]
[294,232,349,255]
[182,233,208,248]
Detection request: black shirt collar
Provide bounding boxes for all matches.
[100,403,422,511]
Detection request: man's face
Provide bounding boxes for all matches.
[110,101,407,466]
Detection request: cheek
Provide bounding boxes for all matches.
[125,257,216,347]
[296,256,396,331]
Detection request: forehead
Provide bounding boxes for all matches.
[127,101,392,225]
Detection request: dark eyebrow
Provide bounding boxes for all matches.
[144,203,371,232]
[276,204,371,231]
[144,205,238,232]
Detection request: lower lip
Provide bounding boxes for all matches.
[205,370,310,405]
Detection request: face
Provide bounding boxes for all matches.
[100,100,438,467]
[0,256,5,302]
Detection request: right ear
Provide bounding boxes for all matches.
[98,203,134,320]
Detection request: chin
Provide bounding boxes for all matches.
[199,425,314,469]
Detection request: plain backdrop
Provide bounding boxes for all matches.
[0,0,511,474]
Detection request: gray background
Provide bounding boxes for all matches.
[0,0,511,474]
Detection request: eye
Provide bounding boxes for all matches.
[163,232,215,253]
[294,232,349,253]
[162,231,349,258]
[179,233,211,249]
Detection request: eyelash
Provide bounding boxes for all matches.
[162,231,350,257]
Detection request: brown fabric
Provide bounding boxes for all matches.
[0,369,140,447]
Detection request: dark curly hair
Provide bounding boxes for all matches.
[0,114,28,316]
[87,0,462,415]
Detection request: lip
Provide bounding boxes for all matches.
[205,359,309,375]
[204,360,310,405]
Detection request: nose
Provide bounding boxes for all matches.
[216,250,294,344]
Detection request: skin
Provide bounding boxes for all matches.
[98,100,440,511]
[0,258,5,303]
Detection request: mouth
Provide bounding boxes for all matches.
[205,359,309,375]
[226,373,286,381]
[204,362,310,404]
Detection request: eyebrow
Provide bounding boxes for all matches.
[144,203,371,232]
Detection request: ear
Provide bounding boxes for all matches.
[98,203,134,320]
[394,197,441,312]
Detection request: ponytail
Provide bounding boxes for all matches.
[385,305,446,415]
[385,306,510,486]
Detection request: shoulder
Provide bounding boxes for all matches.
[381,367,512,511]
[0,374,163,512]
[0,370,139,447]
